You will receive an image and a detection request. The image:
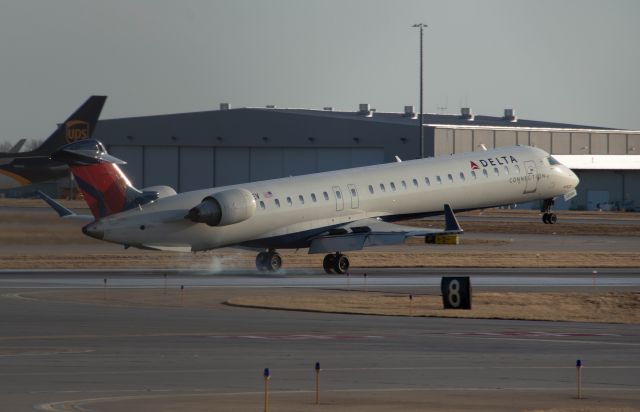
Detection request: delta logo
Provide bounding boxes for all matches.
[470,155,518,170]
[65,120,90,143]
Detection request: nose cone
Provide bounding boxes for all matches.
[82,221,104,240]
[568,169,580,188]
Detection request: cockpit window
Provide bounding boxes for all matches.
[548,156,561,165]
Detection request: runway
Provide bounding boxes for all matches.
[0,268,638,411]
[0,267,638,289]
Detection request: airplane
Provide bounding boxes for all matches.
[7,138,26,153]
[42,138,579,273]
[0,95,107,190]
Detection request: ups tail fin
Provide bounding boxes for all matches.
[34,95,107,155]
[51,139,157,219]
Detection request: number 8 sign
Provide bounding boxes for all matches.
[441,277,472,309]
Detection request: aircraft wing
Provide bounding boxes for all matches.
[37,190,94,221]
[308,204,462,254]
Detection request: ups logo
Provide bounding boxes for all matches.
[65,120,90,143]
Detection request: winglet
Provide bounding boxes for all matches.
[444,204,463,233]
[36,190,93,220]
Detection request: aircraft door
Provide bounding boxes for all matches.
[523,160,538,194]
[347,184,359,209]
[332,186,344,211]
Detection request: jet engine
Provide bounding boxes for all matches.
[186,188,256,226]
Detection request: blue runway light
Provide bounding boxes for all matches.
[264,368,270,377]
[315,362,320,371]
[576,359,582,367]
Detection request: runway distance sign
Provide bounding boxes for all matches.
[441,276,472,309]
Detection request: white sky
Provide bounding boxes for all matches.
[0,0,638,144]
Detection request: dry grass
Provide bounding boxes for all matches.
[226,290,640,324]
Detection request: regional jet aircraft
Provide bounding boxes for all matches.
[0,96,106,189]
[43,139,579,273]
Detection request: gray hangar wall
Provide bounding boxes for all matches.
[95,109,418,191]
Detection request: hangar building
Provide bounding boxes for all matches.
[90,104,640,211]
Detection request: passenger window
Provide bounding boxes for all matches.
[287,196,293,206]
[493,167,499,176]
[323,191,329,200]
[483,169,488,177]
[350,188,357,197]
[380,183,386,192]
[503,165,509,175]
[259,201,266,210]
[311,193,317,202]
[471,171,477,179]
[368,185,374,194]
[447,174,453,183]
[436,176,442,184]
[275,199,280,208]
[390,182,396,191]
[412,178,418,187]
[299,195,305,204]
[459,172,465,181]
[336,191,342,199]
[425,177,430,186]
[401,180,407,189]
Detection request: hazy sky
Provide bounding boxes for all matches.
[1,0,638,144]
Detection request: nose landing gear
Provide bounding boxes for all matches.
[541,198,557,224]
[323,252,350,274]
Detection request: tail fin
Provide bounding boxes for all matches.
[33,95,107,155]
[51,139,157,219]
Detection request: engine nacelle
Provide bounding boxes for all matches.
[186,188,256,226]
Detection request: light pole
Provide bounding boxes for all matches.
[412,23,427,158]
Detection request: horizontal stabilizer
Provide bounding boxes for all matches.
[36,190,93,221]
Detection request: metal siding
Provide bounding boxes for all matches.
[350,148,384,167]
[215,148,250,186]
[179,147,214,192]
[473,129,494,151]
[108,145,143,187]
[570,132,590,154]
[624,171,640,210]
[609,133,627,154]
[434,128,453,156]
[453,129,473,153]
[530,131,551,152]
[250,148,284,181]
[551,132,571,154]
[590,133,608,155]
[144,146,178,189]
[282,148,317,176]
[494,130,516,148]
[317,148,351,172]
[517,131,530,146]
[628,134,640,154]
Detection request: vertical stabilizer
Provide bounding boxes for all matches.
[34,95,107,155]
[51,140,157,219]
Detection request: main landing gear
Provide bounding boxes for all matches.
[256,249,282,272]
[322,252,350,274]
[541,198,558,224]
[255,249,350,274]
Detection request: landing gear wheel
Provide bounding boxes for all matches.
[266,252,282,272]
[542,212,557,224]
[256,251,269,271]
[323,254,336,274]
[334,254,350,274]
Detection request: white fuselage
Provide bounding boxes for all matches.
[89,145,579,251]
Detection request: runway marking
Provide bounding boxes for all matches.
[210,334,384,341]
[447,331,622,337]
